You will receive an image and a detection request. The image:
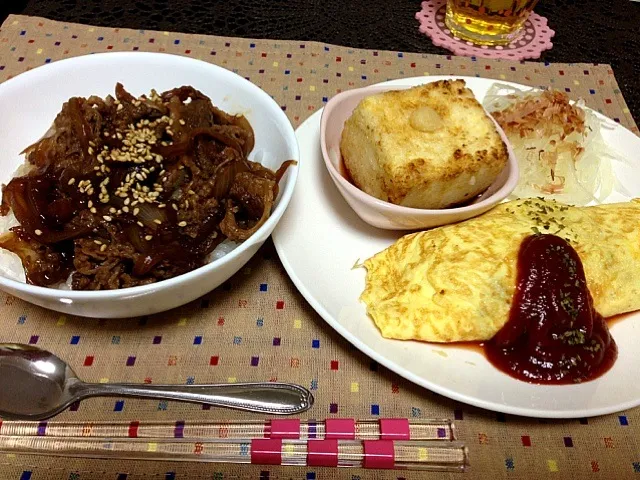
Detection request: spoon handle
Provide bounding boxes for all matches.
[73,382,313,415]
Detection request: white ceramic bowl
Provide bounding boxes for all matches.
[320,84,519,230]
[0,52,299,318]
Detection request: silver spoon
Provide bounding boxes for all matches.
[0,344,313,420]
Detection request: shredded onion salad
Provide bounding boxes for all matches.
[483,83,631,205]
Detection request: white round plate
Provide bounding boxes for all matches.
[272,75,640,418]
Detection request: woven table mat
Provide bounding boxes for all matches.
[0,14,639,480]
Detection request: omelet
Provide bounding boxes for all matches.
[340,80,508,209]
[361,198,640,343]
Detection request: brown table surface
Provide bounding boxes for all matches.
[0,13,639,480]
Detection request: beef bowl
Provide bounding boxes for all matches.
[0,52,299,318]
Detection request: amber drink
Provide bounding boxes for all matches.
[445,0,539,45]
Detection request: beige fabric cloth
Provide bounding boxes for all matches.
[0,14,638,480]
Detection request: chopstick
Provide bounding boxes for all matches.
[0,418,457,441]
[0,418,468,471]
[0,436,468,471]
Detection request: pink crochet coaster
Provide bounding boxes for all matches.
[416,0,554,60]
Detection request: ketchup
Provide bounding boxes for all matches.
[484,234,617,384]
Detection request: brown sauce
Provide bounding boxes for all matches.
[0,84,294,290]
[607,311,637,328]
[443,341,485,355]
[484,234,617,384]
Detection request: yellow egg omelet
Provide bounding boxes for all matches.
[361,198,640,343]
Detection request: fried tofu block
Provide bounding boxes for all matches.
[340,80,508,209]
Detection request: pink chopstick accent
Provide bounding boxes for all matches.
[307,439,339,467]
[325,418,356,439]
[363,440,395,469]
[379,418,410,440]
[268,419,301,439]
[251,438,282,465]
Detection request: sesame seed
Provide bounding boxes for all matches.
[135,173,145,181]
[100,244,107,252]
[179,119,186,126]
[178,221,187,227]
[137,221,144,227]
[94,166,100,171]
[34,229,43,236]
[88,146,94,155]
[144,235,153,241]
[122,206,130,213]
[188,190,195,195]
[117,103,123,111]
[104,132,110,137]
[133,208,140,215]
[103,215,112,222]
[109,207,116,214]
[88,200,93,208]
[94,240,102,245]
[89,141,96,147]
[158,203,166,208]
[153,219,162,225]
[68,178,76,186]
[124,198,130,206]
[90,207,97,213]
[166,129,174,136]
[172,204,178,211]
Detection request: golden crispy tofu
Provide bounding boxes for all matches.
[340,80,508,209]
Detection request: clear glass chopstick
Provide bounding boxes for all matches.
[0,436,469,472]
[0,419,456,440]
